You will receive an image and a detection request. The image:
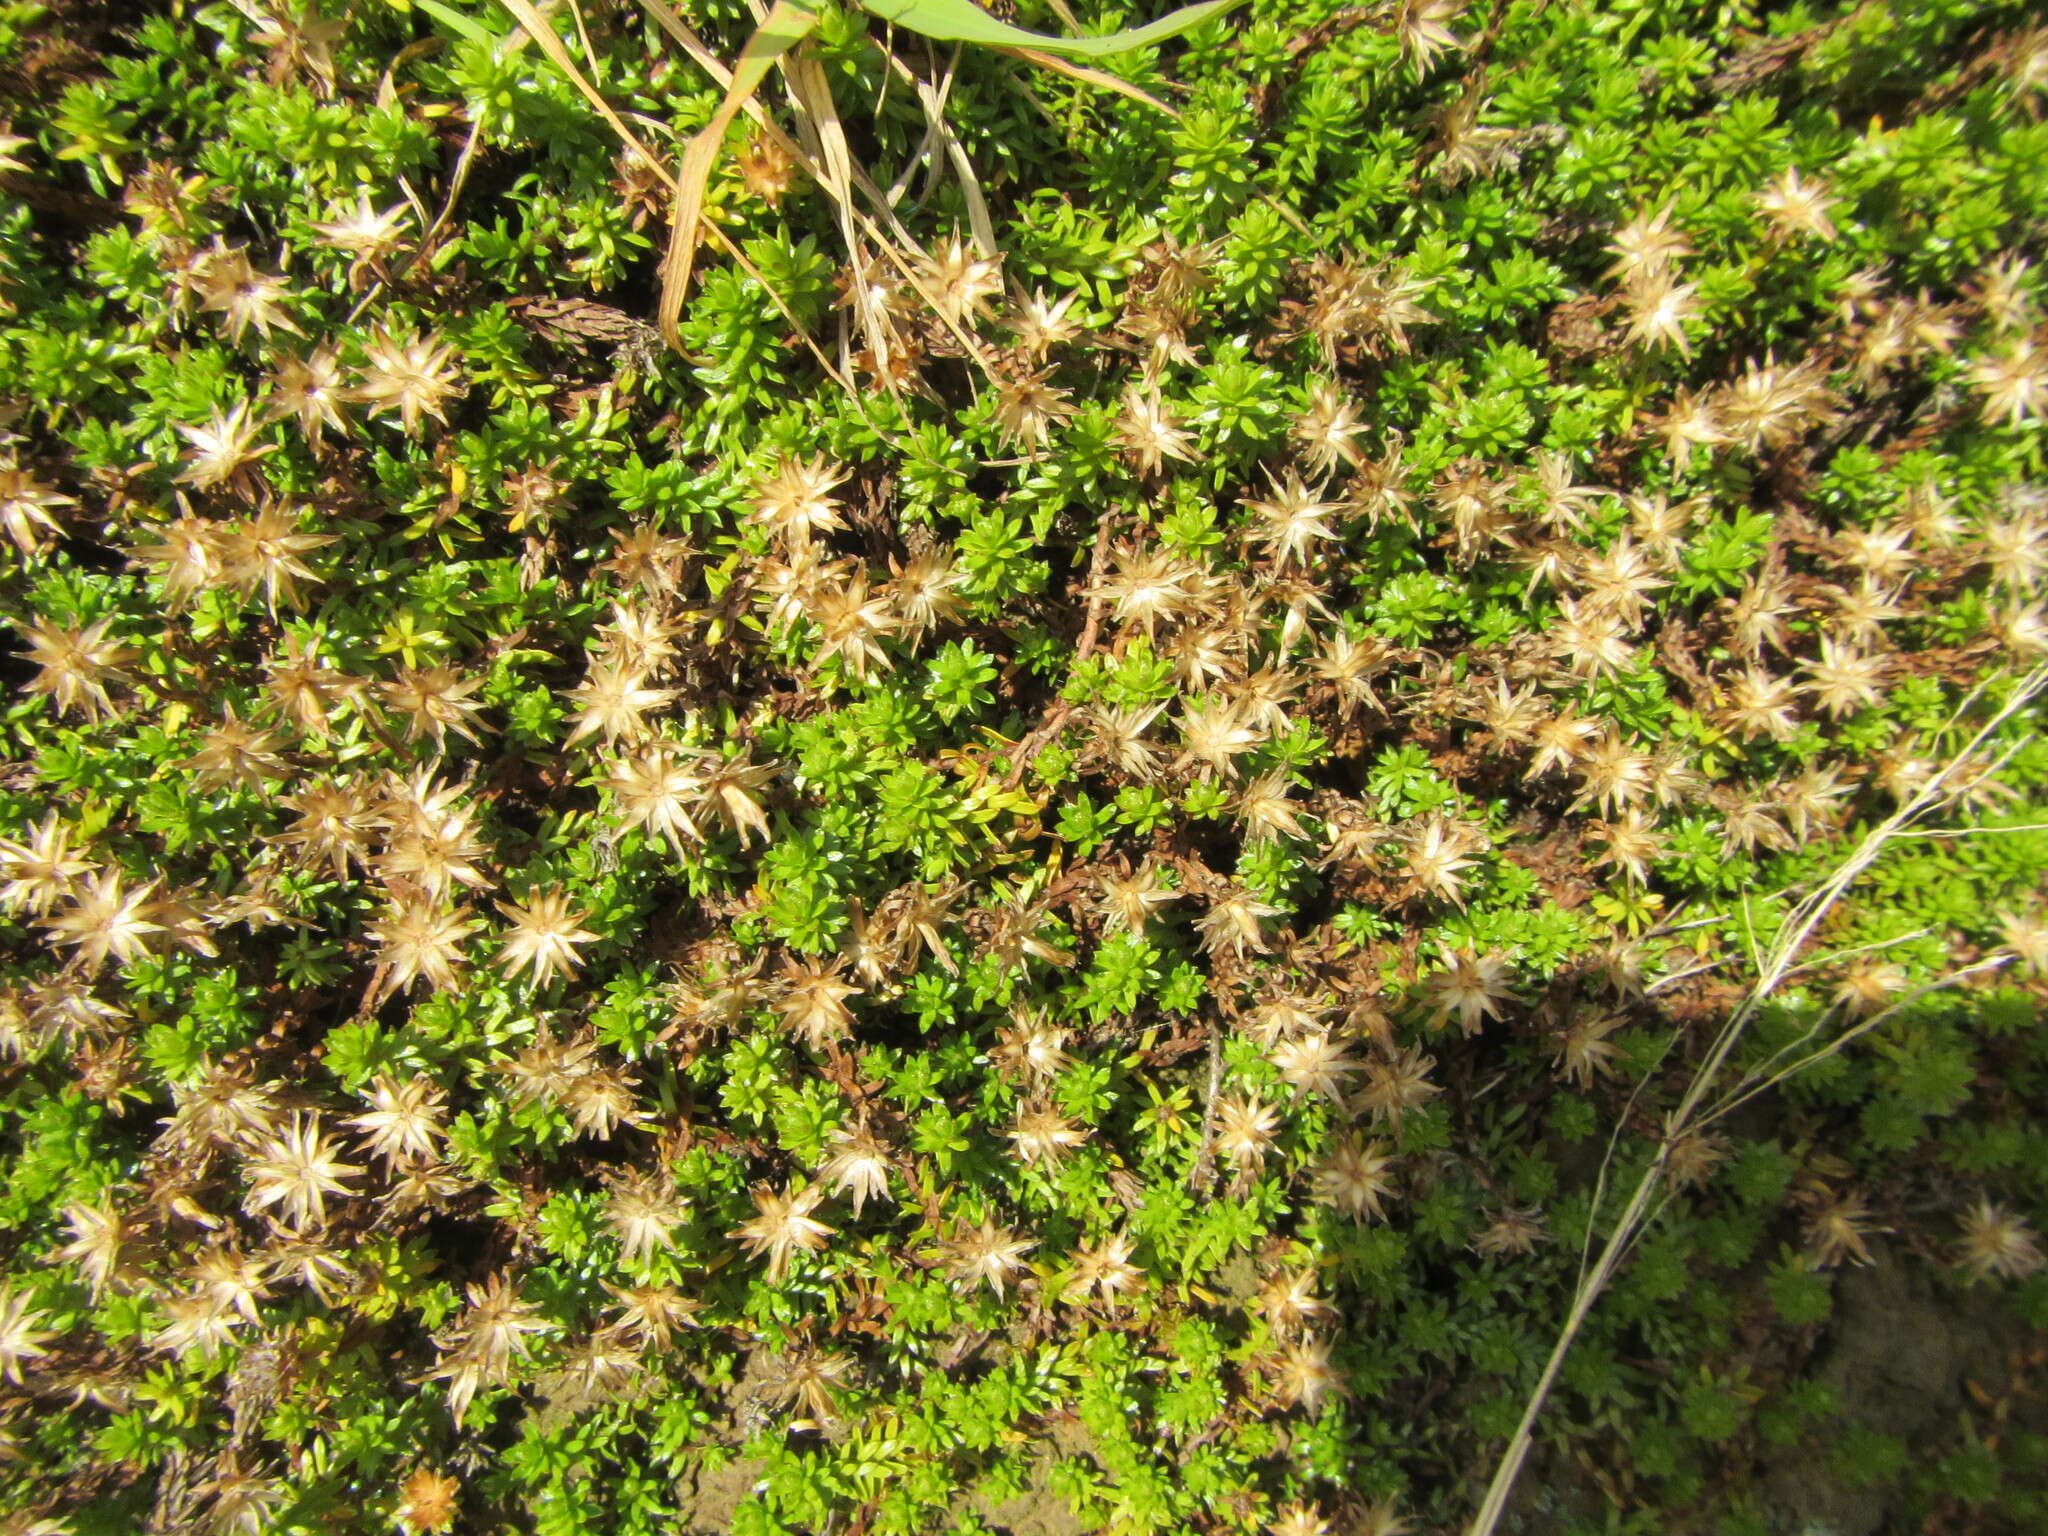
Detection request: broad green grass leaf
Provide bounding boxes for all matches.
[415,0,502,46]
[861,0,1244,59]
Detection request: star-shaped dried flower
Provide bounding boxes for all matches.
[730,1182,835,1281]
[495,888,600,988]
[243,1113,362,1229]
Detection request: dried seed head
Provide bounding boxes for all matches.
[1421,948,1515,1036]
[940,1218,1035,1301]
[777,955,860,1051]
[730,1183,834,1281]
[991,368,1074,448]
[354,326,464,435]
[1215,1093,1280,1176]
[1114,387,1196,477]
[607,1171,688,1269]
[312,194,411,265]
[1956,1199,2045,1284]
[176,400,277,495]
[430,1273,552,1424]
[394,1468,462,1535]
[19,616,135,722]
[243,1113,362,1230]
[915,235,1004,328]
[496,889,600,988]
[187,238,301,344]
[1006,287,1084,360]
[1604,202,1692,286]
[1271,1031,1360,1105]
[44,870,164,975]
[0,1288,53,1385]
[1243,470,1340,570]
[1064,1229,1143,1306]
[1622,269,1701,357]
[0,459,73,556]
[1311,1135,1397,1221]
[819,1123,894,1218]
[1267,1333,1339,1412]
[349,1076,448,1169]
[1802,1191,1886,1269]
[367,896,479,1003]
[751,454,848,546]
[1473,1206,1549,1259]
[1552,1010,1627,1090]
[1007,1105,1085,1168]
[735,130,797,204]
[1757,167,1840,243]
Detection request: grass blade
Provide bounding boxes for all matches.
[655,2,821,347]
[990,42,1176,113]
[495,0,672,173]
[415,0,501,46]
[780,46,895,375]
[861,0,1243,59]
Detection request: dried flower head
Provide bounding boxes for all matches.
[730,1182,835,1280]
[1115,387,1196,476]
[1358,1044,1440,1129]
[243,1113,362,1229]
[1268,1333,1339,1412]
[1007,1105,1086,1167]
[1802,1190,1887,1269]
[1955,1198,2045,1284]
[1421,948,1515,1036]
[1552,1010,1627,1089]
[1312,1135,1398,1222]
[177,400,277,495]
[1271,1031,1360,1105]
[0,1288,53,1385]
[349,1076,448,1168]
[991,368,1074,448]
[495,889,600,988]
[44,870,164,975]
[1267,1503,1330,1536]
[312,194,411,266]
[607,1171,688,1269]
[19,617,135,722]
[819,1123,894,1218]
[1605,202,1692,285]
[431,1272,552,1424]
[915,234,1004,328]
[762,1342,854,1424]
[380,666,489,749]
[1758,167,1840,243]
[0,460,73,555]
[735,130,798,204]
[354,326,464,434]
[56,1199,145,1296]
[394,1468,461,1535]
[1474,1206,1549,1259]
[777,955,860,1051]
[187,238,300,344]
[1065,1229,1143,1306]
[940,1218,1036,1301]
[1006,286,1084,359]
[367,896,479,1003]
[1623,269,1701,357]
[1255,1265,1334,1337]
[751,454,848,545]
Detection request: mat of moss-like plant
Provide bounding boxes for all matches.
[2,1,2047,1533]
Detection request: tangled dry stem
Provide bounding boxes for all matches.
[1467,662,2048,1536]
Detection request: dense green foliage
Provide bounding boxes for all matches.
[1,0,2046,1532]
